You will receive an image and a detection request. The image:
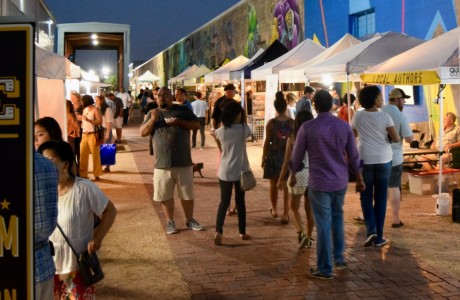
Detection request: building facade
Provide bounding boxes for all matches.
[134,0,305,86]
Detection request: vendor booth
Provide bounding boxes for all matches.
[361,26,460,195]
[232,41,289,141]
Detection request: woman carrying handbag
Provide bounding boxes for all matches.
[214,102,252,245]
[38,140,117,299]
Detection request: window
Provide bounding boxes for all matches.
[351,9,375,39]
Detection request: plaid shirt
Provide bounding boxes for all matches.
[34,151,58,283]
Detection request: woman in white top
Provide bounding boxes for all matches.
[352,85,399,248]
[79,95,103,181]
[95,95,114,172]
[286,92,297,119]
[278,110,315,249]
[38,140,117,299]
[214,101,251,245]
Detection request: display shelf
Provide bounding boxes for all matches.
[250,92,265,141]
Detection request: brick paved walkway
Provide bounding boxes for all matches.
[100,109,460,299]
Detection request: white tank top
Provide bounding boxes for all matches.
[81,106,96,133]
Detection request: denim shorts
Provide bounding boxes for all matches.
[388,164,403,188]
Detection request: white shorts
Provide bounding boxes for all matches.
[113,117,123,129]
[153,167,194,201]
[287,184,307,196]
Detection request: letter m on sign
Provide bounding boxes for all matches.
[0,216,19,257]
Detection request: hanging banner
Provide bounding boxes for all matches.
[0,23,34,299]
[360,71,440,85]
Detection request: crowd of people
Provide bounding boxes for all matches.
[33,88,136,299]
[35,81,458,298]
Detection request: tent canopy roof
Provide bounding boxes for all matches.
[204,55,249,83]
[278,33,361,83]
[168,65,199,84]
[305,32,424,82]
[251,39,325,81]
[361,27,460,85]
[137,70,160,82]
[239,40,289,79]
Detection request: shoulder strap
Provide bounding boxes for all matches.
[56,223,79,258]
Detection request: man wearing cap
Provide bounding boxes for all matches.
[211,83,237,133]
[382,88,414,228]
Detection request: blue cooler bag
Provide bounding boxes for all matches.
[100,143,116,165]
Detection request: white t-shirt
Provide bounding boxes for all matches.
[102,106,114,128]
[352,110,394,164]
[118,92,131,108]
[381,104,413,166]
[191,99,208,118]
[50,177,109,274]
[215,124,251,181]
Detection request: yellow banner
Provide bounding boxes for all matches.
[360,71,440,85]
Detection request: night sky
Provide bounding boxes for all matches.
[46,0,240,63]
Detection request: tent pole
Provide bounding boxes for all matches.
[346,73,351,124]
[438,85,445,194]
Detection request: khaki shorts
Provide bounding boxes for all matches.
[153,167,194,201]
[113,117,123,129]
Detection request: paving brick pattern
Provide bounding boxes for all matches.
[122,111,460,299]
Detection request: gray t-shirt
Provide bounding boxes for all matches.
[381,104,413,166]
[215,123,251,181]
[144,105,197,168]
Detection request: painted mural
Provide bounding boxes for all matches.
[134,0,305,84]
[244,2,260,58]
[271,0,302,49]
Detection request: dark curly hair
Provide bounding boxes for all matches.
[38,140,75,177]
[358,85,381,109]
[293,110,313,138]
[313,90,332,113]
[34,117,63,142]
[221,101,244,128]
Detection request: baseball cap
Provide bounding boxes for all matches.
[224,83,236,91]
[389,88,411,99]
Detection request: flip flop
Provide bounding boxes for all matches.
[269,208,278,218]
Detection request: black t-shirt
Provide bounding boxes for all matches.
[211,96,235,127]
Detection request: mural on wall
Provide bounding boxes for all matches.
[271,0,301,49]
[244,2,260,58]
[136,0,306,84]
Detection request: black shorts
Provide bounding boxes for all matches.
[388,164,403,188]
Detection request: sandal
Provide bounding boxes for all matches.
[280,218,289,224]
[269,208,278,218]
[214,232,222,246]
[227,208,237,216]
[240,233,251,240]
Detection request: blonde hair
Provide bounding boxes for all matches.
[286,93,297,105]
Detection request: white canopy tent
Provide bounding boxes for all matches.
[278,33,361,83]
[204,55,249,83]
[182,65,211,86]
[35,45,68,139]
[251,39,325,81]
[228,48,265,81]
[361,27,460,195]
[305,32,424,83]
[137,70,160,83]
[168,65,198,85]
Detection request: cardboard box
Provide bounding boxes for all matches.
[408,173,436,195]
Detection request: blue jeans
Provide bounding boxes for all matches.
[360,162,392,243]
[308,187,347,276]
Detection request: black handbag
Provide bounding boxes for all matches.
[94,125,105,143]
[57,224,105,287]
